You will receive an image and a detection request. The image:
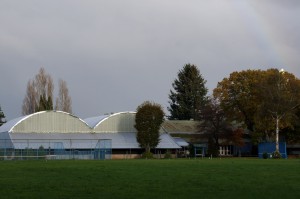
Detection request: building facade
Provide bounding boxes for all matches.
[0,111,181,160]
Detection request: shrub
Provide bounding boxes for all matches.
[164,150,172,159]
[188,144,195,157]
[38,146,46,158]
[262,152,268,159]
[272,151,282,159]
[141,151,154,159]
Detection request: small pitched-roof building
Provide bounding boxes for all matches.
[162,120,254,157]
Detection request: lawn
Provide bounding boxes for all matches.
[0,158,299,199]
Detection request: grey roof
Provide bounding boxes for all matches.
[0,111,181,150]
[162,120,200,134]
[84,115,110,128]
[7,132,180,149]
[173,137,189,147]
[0,132,13,148]
[0,115,27,133]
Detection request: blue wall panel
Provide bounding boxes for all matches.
[258,142,287,158]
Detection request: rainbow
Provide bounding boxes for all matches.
[233,1,286,69]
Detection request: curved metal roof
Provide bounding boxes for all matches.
[0,111,91,133]
[84,112,136,132]
[0,115,27,133]
[0,111,181,150]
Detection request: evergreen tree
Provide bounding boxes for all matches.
[168,64,208,120]
[47,96,53,110]
[37,95,53,111]
[135,101,165,153]
[0,105,6,126]
[38,95,46,111]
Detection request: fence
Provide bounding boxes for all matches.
[0,139,112,160]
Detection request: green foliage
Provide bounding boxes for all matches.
[168,64,208,120]
[38,95,53,111]
[188,144,195,157]
[282,110,300,143]
[0,105,6,126]
[164,150,172,159]
[141,151,154,159]
[135,101,165,153]
[38,146,47,157]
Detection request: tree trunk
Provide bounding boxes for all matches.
[275,116,279,153]
[146,145,151,153]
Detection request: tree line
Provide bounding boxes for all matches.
[1,65,300,157]
[167,64,300,156]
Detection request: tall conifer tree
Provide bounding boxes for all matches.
[168,64,208,120]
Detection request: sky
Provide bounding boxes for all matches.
[1,0,300,121]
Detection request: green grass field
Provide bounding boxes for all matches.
[0,158,299,199]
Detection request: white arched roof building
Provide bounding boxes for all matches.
[0,111,93,150]
[0,111,180,157]
[0,111,91,133]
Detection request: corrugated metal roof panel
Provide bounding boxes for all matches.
[162,120,200,133]
[84,112,137,132]
[173,137,189,147]
[9,132,180,149]
[0,111,91,133]
[157,134,182,149]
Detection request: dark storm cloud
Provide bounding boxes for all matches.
[1,0,300,120]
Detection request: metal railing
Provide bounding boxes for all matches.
[0,139,112,160]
